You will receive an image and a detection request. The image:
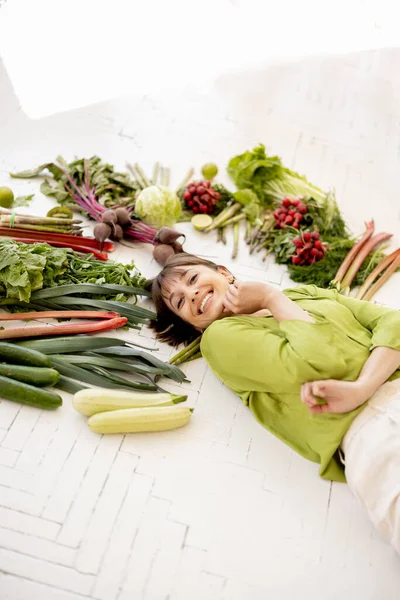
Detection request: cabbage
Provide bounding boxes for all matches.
[135,185,181,229]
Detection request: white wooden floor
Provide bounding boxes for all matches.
[0,44,400,600]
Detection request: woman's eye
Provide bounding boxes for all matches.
[189,274,198,285]
[177,298,183,310]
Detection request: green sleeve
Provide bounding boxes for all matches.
[285,284,400,352]
[200,316,349,394]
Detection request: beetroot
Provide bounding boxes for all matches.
[153,244,175,266]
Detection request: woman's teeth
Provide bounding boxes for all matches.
[199,292,212,314]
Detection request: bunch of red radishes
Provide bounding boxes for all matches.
[291,231,327,266]
[183,180,220,214]
[273,198,307,229]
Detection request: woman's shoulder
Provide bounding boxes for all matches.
[200,314,272,349]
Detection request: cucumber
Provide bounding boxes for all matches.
[0,375,62,409]
[0,364,59,387]
[0,342,52,368]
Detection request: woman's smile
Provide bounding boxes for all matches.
[198,289,213,314]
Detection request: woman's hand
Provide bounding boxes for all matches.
[223,280,273,315]
[300,379,370,414]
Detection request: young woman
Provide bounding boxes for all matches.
[145,253,400,554]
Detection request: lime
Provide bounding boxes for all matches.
[191,214,213,231]
[201,163,218,180]
[0,186,14,208]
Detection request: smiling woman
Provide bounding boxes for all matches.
[144,254,234,346]
[146,252,400,554]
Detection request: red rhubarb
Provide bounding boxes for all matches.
[0,316,128,339]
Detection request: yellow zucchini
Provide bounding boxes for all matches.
[88,405,192,434]
[73,389,187,416]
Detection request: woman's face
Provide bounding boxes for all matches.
[163,264,232,330]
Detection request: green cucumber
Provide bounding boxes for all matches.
[0,375,62,409]
[0,364,59,387]
[0,342,52,368]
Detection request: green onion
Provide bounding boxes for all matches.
[31,283,150,300]
[55,375,88,394]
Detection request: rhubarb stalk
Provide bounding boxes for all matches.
[0,317,128,339]
[332,220,375,286]
[361,251,400,301]
[0,311,120,321]
[340,232,392,289]
[356,248,400,300]
[8,238,109,261]
[0,227,114,251]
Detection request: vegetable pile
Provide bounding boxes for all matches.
[18,334,187,393]
[0,238,147,307]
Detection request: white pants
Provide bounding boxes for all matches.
[341,379,400,554]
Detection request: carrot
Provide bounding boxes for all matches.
[356,248,400,300]
[0,311,120,321]
[332,220,375,285]
[0,317,127,339]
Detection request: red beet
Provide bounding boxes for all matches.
[153,244,175,266]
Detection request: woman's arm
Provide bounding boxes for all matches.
[301,346,400,414]
[223,280,314,323]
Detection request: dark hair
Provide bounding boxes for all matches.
[144,253,222,347]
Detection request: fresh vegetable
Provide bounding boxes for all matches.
[19,335,187,390]
[0,187,14,208]
[232,221,240,259]
[191,214,213,231]
[56,375,88,394]
[338,232,392,290]
[87,405,192,434]
[11,157,158,245]
[355,249,400,300]
[183,180,221,214]
[0,239,147,306]
[0,341,52,367]
[273,197,307,230]
[31,282,149,301]
[227,144,327,207]
[6,237,109,261]
[0,364,59,387]
[0,226,114,251]
[153,244,175,266]
[11,156,138,209]
[291,231,327,266]
[0,316,127,339]
[154,226,185,245]
[356,249,400,301]
[0,310,120,321]
[73,389,187,416]
[0,213,83,235]
[0,375,62,409]
[135,185,182,228]
[169,336,202,365]
[94,208,133,245]
[287,237,385,288]
[332,221,375,287]
[201,163,218,180]
[203,203,241,232]
[17,335,128,353]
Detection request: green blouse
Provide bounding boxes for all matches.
[200,285,400,482]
